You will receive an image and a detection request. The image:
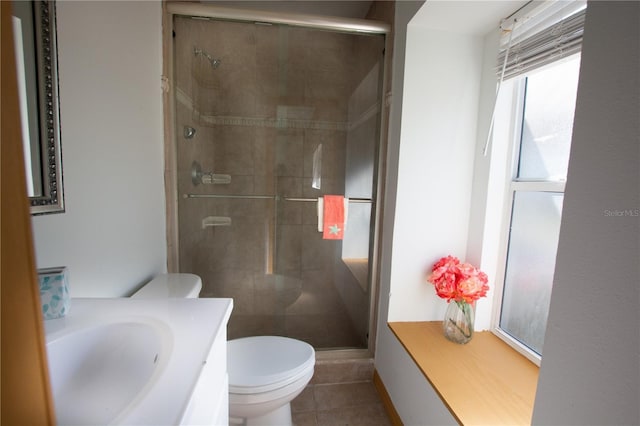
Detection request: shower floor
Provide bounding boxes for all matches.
[226,310,363,349]
[200,269,367,349]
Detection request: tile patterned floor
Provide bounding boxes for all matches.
[291,381,392,426]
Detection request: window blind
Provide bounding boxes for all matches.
[497,7,586,79]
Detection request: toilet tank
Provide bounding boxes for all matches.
[131,273,202,299]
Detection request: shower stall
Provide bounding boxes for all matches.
[165,4,388,351]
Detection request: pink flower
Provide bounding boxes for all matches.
[428,255,459,284]
[457,271,489,303]
[426,256,489,303]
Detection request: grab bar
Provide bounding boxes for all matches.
[284,197,372,204]
[183,194,372,203]
[184,194,275,200]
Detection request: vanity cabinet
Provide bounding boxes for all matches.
[181,314,230,425]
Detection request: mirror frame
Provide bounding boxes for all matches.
[28,0,64,215]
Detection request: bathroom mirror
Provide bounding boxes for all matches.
[13,0,64,215]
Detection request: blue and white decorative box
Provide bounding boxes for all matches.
[38,267,70,320]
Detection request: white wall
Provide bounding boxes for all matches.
[376,1,639,425]
[387,19,481,322]
[374,2,458,423]
[375,2,524,422]
[386,0,525,325]
[31,1,166,297]
[533,2,639,424]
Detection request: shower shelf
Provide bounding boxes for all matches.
[202,216,231,228]
[191,161,231,186]
[184,194,372,203]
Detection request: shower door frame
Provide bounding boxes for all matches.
[161,1,391,357]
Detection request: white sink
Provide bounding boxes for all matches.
[44,298,233,425]
[46,319,172,425]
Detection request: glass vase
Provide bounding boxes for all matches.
[443,301,474,344]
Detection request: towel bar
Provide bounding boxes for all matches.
[183,194,372,203]
[284,197,372,204]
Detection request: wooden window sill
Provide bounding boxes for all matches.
[388,322,539,425]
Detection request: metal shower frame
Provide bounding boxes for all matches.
[161,1,390,358]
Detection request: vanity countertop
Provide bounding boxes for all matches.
[44,297,233,425]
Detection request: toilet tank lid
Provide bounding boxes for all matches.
[132,273,202,298]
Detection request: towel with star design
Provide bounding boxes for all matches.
[320,195,348,240]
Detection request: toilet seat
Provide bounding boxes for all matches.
[228,368,314,407]
[228,336,315,394]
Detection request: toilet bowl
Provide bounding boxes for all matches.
[131,273,202,298]
[228,336,315,426]
[133,274,314,425]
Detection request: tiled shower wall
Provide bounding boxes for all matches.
[173,16,384,350]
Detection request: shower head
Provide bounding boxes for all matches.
[194,47,221,69]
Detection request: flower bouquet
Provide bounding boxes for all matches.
[427,255,489,344]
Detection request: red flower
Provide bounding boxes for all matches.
[427,256,489,303]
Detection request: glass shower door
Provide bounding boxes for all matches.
[174,15,384,350]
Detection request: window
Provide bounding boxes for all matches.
[481,1,587,364]
[493,54,581,362]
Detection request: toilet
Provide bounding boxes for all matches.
[131,273,202,298]
[228,336,315,426]
[132,273,315,426]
